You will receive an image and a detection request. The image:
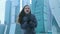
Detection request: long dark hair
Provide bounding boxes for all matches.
[18,5,31,24]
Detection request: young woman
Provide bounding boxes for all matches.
[18,5,37,34]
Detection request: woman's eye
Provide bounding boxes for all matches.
[28,8,30,9]
[25,8,27,9]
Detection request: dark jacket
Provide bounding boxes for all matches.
[21,14,37,30]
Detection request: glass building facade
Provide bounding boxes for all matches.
[5,0,11,34]
[4,0,20,34]
[32,0,52,34]
[32,0,45,33]
[22,0,30,7]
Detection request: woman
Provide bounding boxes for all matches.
[18,5,37,34]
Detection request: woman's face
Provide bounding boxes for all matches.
[24,6,30,14]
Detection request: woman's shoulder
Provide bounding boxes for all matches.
[31,14,36,18]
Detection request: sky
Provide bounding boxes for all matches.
[0,0,6,24]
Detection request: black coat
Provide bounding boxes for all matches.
[21,14,37,34]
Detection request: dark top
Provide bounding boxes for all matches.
[21,14,37,30]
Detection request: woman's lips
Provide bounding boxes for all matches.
[26,11,29,12]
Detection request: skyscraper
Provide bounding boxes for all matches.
[22,0,30,7]
[9,0,20,34]
[5,0,12,34]
[32,0,52,34]
[5,0,20,34]
[32,0,45,33]
[0,20,1,24]
[44,0,52,32]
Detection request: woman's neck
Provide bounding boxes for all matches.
[25,13,31,16]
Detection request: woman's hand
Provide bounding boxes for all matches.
[29,21,33,24]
